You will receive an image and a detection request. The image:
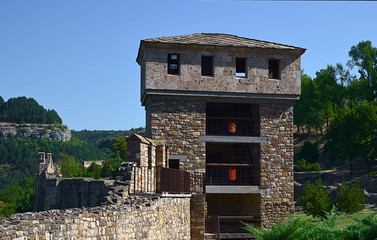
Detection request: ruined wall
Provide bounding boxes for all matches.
[146,99,206,176]
[0,196,191,240]
[259,103,295,227]
[141,48,301,96]
[35,173,114,211]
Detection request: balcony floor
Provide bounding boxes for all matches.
[206,185,262,194]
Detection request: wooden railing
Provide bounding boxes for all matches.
[159,167,190,194]
[130,166,204,194]
[206,117,259,136]
[205,164,260,186]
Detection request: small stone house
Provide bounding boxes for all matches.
[136,33,305,239]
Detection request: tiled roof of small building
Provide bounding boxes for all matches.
[142,33,305,51]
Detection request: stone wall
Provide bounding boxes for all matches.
[0,195,191,240]
[146,99,206,177]
[190,194,206,240]
[141,48,302,96]
[35,173,115,211]
[259,103,295,227]
[0,122,71,141]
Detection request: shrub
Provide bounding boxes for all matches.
[295,159,322,172]
[298,141,319,163]
[335,181,365,214]
[243,211,377,240]
[299,179,332,218]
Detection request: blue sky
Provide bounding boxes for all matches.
[1,1,376,130]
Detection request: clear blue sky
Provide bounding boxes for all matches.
[1,1,376,130]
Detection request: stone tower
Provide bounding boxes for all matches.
[137,33,305,237]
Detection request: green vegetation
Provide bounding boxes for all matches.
[297,142,319,164]
[299,179,366,218]
[0,96,62,124]
[335,181,366,214]
[294,159,322,172]
[294,40,377,174]
[0,177,35,217]
[58,153,122,180]
[243,210,377,240]
[0,136,109,189]
[299,179,332,218]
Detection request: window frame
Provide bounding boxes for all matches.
[236,57,247,78]
[168,54,180,75]
[201,55,214,77]
[268,59,280,79]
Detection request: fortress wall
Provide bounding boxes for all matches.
[0,195,191,240]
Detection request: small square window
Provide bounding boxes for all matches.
[236,58,246,78]
[168,54,179,75]
[201,56,213,76]
[269,59,280,79]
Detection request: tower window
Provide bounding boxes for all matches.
[269,59,280,79]
[201,56,213,76]
[236,58,246,77]
[168,54,179,75]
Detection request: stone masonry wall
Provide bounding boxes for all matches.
[259,103,295,227]
[146,99,206,176]
[190,194,206,240]
[0,196,191,240]
[142,48,302,96]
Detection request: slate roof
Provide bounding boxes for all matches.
[141,33,305,52]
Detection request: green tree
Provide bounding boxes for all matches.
[299,179,332,218]
[58,154,87,178]
[325,103,377,174]
[348,41,377,102]
[111,137,127,162]
[297,141,319,164]
[335,181,365,213]
[86,162,101,179]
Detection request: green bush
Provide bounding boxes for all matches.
[335,181,365,214]
[243,211,377,240]
[299,179,332,218]
[298,141,319,163]
[295,159,322,172]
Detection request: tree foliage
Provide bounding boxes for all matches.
[0,177,36,217]
[0,96,62,124]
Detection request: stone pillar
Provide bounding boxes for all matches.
[259,104,295,227]
[190,194,207,240]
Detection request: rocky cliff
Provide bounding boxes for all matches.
[0,122,71,141]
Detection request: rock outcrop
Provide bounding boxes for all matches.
[0,122,71,141]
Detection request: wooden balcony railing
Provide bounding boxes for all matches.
[205,164,260,186]
[206,117,259,137]
[160,167,190,194]
[130,166,205,194]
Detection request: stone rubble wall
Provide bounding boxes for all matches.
[259,103,295,227]
[0,122,71,141]
[141,48,302,96]
[146,99,206,178]
[0,196,191,240]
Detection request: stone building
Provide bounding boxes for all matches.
[136,33,305,239]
